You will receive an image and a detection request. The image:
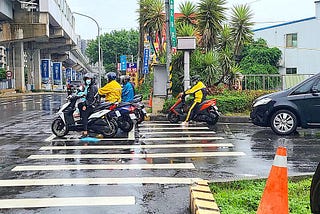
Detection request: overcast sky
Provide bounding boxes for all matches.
[67,0,317,39]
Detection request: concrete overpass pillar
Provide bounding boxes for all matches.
[14,42,26,92]
[33,49,41,90]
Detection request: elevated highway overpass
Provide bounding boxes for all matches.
[0,0,94,91]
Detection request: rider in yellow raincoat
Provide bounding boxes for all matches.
[98,72,122,103]
[182,75,206,126]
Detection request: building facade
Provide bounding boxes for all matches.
[253,1,320,75]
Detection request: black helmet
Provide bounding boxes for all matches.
[106,72,117,82]
[190,75,200,82]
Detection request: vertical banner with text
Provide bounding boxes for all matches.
[169,0,177,49]
[66,68,72,84]
[143,48,150,74]
[52,62,62,86]
[41,59,50,84]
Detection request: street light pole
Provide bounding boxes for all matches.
[73,12,102,87]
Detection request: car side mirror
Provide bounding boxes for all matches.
[311,85,319,96]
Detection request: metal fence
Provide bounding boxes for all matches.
[241,74,314,91]
[0,79,15,90]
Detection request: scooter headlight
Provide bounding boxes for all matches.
[253,98,272,107]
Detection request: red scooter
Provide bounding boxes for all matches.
[167,93,220,125]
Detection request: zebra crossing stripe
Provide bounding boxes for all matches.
[139,137,224,141]
[39,143,232,150]
[138,127,209,131]
[12,163,196,171]
[28,152,245,160]
[49,138,132,142]
[0,177,203,187]
[139,131,216,135]
[0,196,135,209]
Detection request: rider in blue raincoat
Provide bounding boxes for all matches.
[120,75,134,102]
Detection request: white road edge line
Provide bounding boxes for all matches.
[39,143,231,150]
[0,196,135,209]
[0,177,203,187]
[139,131,216,135]
[12,163,196,171]
[138,127,209,130]
[28,152,246,159]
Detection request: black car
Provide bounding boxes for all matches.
[250,73,320,135]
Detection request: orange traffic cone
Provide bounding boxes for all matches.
[148,95,152,108]
[257,146,288,214]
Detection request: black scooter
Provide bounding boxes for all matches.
[51,95,118,138]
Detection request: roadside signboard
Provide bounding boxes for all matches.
[66,68,72,84]
[120,55,127,71]
[143,48,150,74]
[126,62,138,86]
[169,0,177,48]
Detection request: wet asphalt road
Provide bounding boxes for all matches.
[0,93,319,213]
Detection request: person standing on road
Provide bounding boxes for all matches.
[181,75,207,126]
[120,75,134,102]
[78,73,98,137]
[98,72,122,103]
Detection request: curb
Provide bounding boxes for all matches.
[148,114,250,124]
[190,180,220,214]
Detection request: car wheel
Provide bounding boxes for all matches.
[270,110,297,135]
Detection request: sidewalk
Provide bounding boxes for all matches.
[148,113,250,123]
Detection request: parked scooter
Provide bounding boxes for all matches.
[131,94,147,124]
[51,95,119,138]
[167,93,220,125]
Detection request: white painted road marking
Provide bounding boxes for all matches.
[28,152,245,159]
[128,124,135,140]
[139,137,224,141]
[139,131,216,135]
[12,163,196,171]
[39,143,231,150]
[49,138,132,142]
[0,196,135,209]
[0,177,203,187]
[139,127,209,131]
[44,134,56,142]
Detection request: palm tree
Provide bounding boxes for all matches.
[197,0,227,52]
[138,0,165,57]
[176,23,196,37]
[177,1,197,26]
[230,4,254,62]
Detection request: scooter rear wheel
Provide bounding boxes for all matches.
[168,112,180,123]
[102,119,118,138]
[118,115,134,132]
[206,111,219,126]
[51,118,69,137]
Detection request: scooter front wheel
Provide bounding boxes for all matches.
[168,112,180,123]
[51,118,69,137]
[118,115,134,132]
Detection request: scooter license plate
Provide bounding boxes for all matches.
[129,113,137,120]
[115,111,121,117]
[142,109,147,114]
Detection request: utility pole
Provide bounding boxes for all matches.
[165,0,172,97]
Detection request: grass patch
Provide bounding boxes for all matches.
[209,177,311,214]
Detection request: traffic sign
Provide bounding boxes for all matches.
[6,71,12,79]
[120,55,127,71]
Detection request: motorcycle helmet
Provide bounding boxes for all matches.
[83,73,95,85]
[106,72,117,82]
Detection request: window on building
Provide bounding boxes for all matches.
[286,68,297,74]
[286,33,297,48]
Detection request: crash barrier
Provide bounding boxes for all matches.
[190,180,220,214]
[257,146,288,214]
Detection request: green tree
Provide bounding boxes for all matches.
[86,29,139,73]
[177,1,197,26]
[138,0,165,57]
[197,0,227,51]
[230,4,254,62]
[0,68,6,80]
[240,38,282,89]
[176,23,196,37]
